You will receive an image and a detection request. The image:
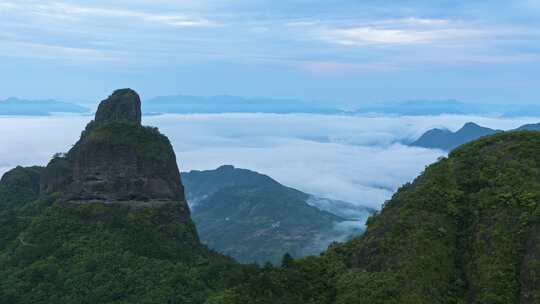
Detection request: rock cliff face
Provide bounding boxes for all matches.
[94,88,142,125]
[40,89,188,210]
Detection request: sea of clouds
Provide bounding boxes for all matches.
[1,113,539,210]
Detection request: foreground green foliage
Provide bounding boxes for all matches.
[211,131,540,303]
[0,199,252,303]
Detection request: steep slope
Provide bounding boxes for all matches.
[0,89,248,303]
[214,131,540,303]
[193,185,343,264]
[41,89,187,206]
[182,166,371,264]
[341,131,540,303]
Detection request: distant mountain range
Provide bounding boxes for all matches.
[144,96,540,117]
[3,94,540,117]
[181,165,373,264]
[357,99,540,117]
[411,121,540,151]
[0,98,89,115]
[358,99,472,116]
[143,94,341,114]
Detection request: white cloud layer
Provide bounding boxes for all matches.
[2,113,540,209]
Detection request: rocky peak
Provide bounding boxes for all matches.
[95,88,142,125]
[40,89,188,208]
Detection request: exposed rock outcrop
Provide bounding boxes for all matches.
[95,89,142,125]
[40,89,188,211]
[39,157,72,194]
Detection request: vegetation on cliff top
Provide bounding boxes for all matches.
[75,121,174,161]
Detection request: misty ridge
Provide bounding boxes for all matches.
[4,94,540,117]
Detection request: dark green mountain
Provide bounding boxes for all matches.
[182,165,284,209]
[182,166,372,264]
[0,97,89,115]
[411,121,540,151]
[213,131,540,303]
[0,89,248,303]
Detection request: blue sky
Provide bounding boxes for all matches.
[1,0,539,106]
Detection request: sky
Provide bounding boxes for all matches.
[2,113,540,209]
[1,0,540,106]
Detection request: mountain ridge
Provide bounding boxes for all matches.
[143,94,341,114]
[211,131,540,303]
[182,165,373,264]
[0,97,89,116]
[411,121,540,151]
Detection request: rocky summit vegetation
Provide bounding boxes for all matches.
[1,89,540,303]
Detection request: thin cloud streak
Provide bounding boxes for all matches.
[0,1,216,27]
[318,27,486,46]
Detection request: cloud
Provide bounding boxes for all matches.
[0,1,215,27]
[3,113,539,210]
[0,115,87,172]
[318,26,485,46]
[312,18,493,47]
[298,60,396,74]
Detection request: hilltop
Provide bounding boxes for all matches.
[213,131,540,303]
[182,165,372,264]
[411,121,540,151]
